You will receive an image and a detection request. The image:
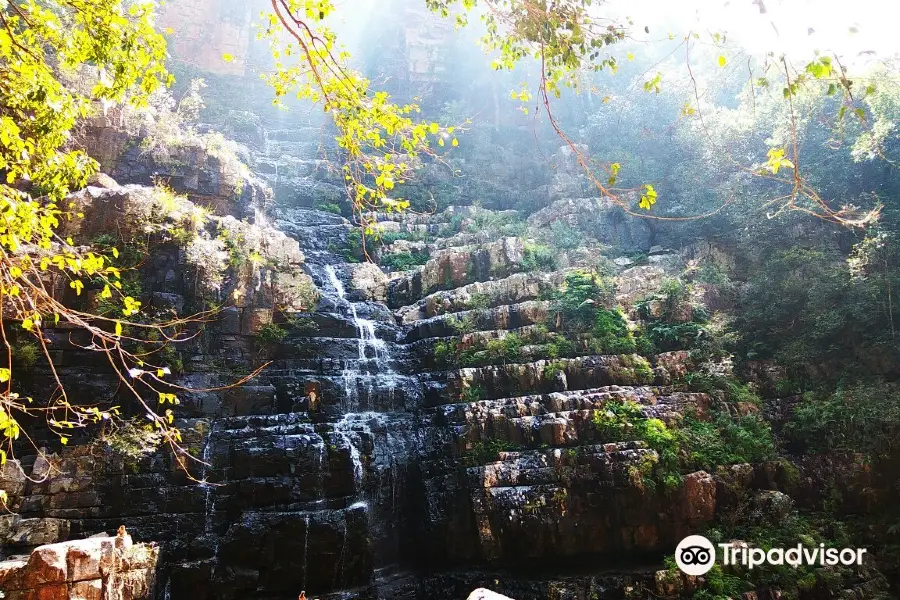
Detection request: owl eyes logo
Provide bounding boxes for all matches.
[675,535,716,575]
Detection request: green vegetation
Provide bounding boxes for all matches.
[634,279,728,357]
[315,203,344,215]
[434,333,524,367]
[12,341,40,372]
[592,400,680,489]
[462,439,518,467]
[591,400,775,489]
[734,248,898,380]
[680,412,776,472]
[669,513,871,600]
[549,271,615,331]
[546,221,584,250]
[343,228,429,262]
[380,250,429,271]
[522,243,558,272]
[784,381,900,460]
[255,323,289,347]
[683,373,763,406]
[460,384,486,403]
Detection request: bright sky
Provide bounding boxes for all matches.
[615,0,899,65]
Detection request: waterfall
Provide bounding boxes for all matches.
[301,514,310,589]
[198,422,218,535]
[323,264,396,411]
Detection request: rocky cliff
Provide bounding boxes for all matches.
[0,21,892,599]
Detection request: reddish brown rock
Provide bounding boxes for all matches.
[0,535,157,600]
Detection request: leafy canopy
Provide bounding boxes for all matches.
[0,0,195,499]
[257,0,459,255]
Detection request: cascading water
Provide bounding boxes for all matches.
[198,422,218,535]
[323,264,396,412]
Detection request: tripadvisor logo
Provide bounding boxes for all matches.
[674,535,867,576]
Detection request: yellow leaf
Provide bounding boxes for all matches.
[115,322,123,337]
[451,138,459,147]
[223,53,235,62]
[0,368,10,383]
[60,437,68,445]
[112,248,119,259]
[718,55,727,68]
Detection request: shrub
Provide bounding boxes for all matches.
[468,293,492,310]
[255,322,288,347]
[462,438,517,466]
[550,270,615,332]
[542,360,565,379]
[380,250,428,271]
[522,243,558,272]
[547,220,584,250]
[592,401,680,487]
[482,334,523,364]
[158,344,184,375]
[460,384,486,403]
[13,341,40,371]
[434,339,459,366]
[784,380,900,459]
[97,420,164,461]
[591,308,638,353]
[315,202,343,215]
[680,412,776,471]
[286,316,319,334]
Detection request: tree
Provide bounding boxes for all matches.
[0,0,216,501]
[262,0,895,225]
[258,0,461,257]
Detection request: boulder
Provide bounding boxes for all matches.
[467,589,516,600]
[0,535,158,599]
[348,262,389,302]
